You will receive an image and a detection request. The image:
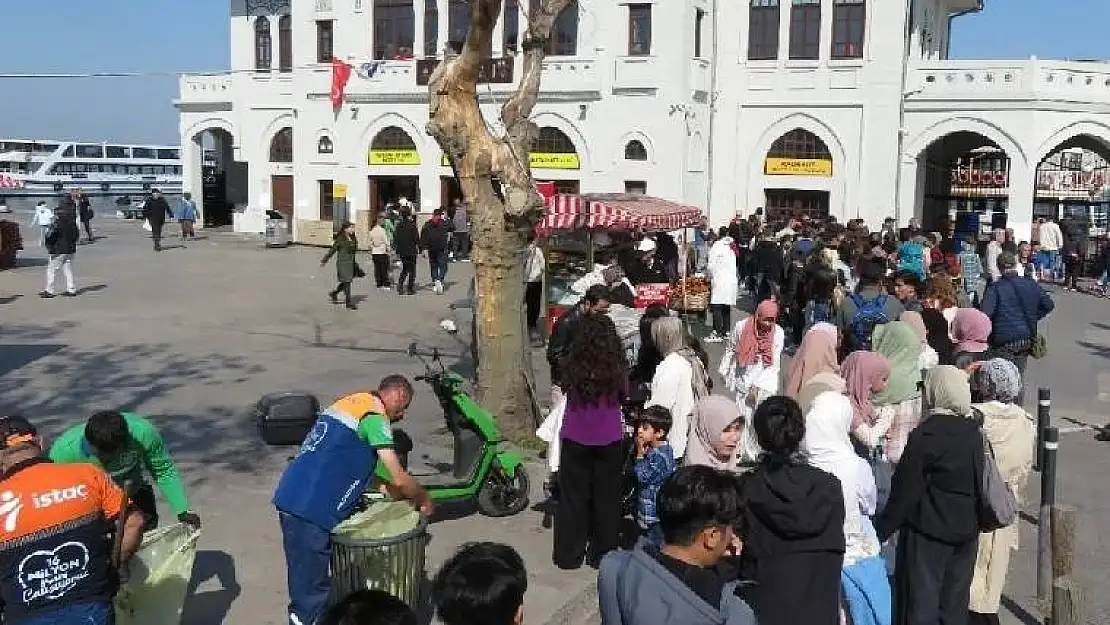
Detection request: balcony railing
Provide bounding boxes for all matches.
[415,57,515,86]
[909,58,1110,104]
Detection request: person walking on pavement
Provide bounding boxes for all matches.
[451,198,470,261]
[393,206,420,295]
[143,188,175,252]
[524,234,545,339]
[368,215,393,290]
[77,190,95,243]
[321,222,362,310]
[177,192,199,240]
[31,201,53,247]
[41,190,80,298]
[421,207,451,294]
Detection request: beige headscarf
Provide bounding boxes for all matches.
[684,395,743,471]
[924,365,972,417]
[796,371,848,415]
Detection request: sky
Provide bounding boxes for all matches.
[0,0,1106,145]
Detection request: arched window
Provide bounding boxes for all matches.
[270,127,294,162]
[317,136,334,155]
[768,129,831,160]
[831,0,865,59]
[532,127,576,153]
[255,17,272,71]
[371,126,418,150]
[531,0,578,56]
[624,140,648,161]
[278,14,293,72]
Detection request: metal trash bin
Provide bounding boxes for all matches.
[264,214,290,247]
[329,502,429,607]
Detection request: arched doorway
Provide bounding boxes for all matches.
[369,125,421,216]
[269,127,295,220]
[762,128,834,223]
[1035,134,1110,242]
[530,126,581,195]
[918,131,1012,241]
[185,127,237,228]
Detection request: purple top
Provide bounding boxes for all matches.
[560,392,625,446]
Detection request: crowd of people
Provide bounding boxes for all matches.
[537,211,1055,625]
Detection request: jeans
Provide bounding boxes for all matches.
[19,600,115,625]
[451,231,470,258]
[150,221,165,250]
[525,281,543,331]
[371,253,391,287]
[45,254,75,294]
[428,251,448,283]
[279,512,332,625]
[398,254,417,292]
[710,304,731,336]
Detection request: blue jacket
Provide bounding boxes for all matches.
[599,544,757,625]
[634,444,675,529]
[980,274,1054,347]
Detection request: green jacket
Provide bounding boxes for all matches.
[48,412,191,515]
[322,232,360,283]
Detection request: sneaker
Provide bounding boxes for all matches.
[329,292,339,304]
[434,280,443,294]
[346,302,358,310]
[39,291,54,299]
[63,291,77,297]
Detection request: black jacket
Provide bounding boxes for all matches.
[393,218,420,256]
[876,412,984,545]
[738,462,845,625]
[47,201,80,256]
[143,196,174,225]
[546,305,585,383]
[750,240,785,281]
[420,218,451,253]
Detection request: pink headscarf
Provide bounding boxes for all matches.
[952,308,992,353]
[785,323,838,399]
[841,351,891,429]
[736,300,779,367]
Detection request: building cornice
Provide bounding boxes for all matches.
[304,90,603,105]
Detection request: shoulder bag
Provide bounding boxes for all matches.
[975,419,1019,532]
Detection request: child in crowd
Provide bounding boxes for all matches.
[434,542,528,625]
[319,589,417,625]
[632,405,677,544]
[599,465,757,625]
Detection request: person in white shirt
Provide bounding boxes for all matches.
[719,299,785,464]
[984,229,1006,282]
[705,228,738,343]
[32,201,54,247]
[645,316,710,459]
[523,235,545,338]
[1037,217,1064,282]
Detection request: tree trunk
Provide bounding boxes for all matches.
[427,0,573,441]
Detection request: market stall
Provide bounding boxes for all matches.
[538,193,705,335]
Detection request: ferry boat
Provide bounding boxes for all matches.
[0,139,182,208]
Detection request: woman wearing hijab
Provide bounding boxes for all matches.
[719,300,785,464]
[920,307,956,366]
[877,366,983,625]
[796,371,847,416]
[842,351,893,451]
[900,311,939,372]
[952,308,993,372]
[646,316,710,459]
[969,359,1035,625]
[738,396,845,625]
[871,321,924,464]
[784,323,839,400]
[684,395,744,471]
[803,392,891,625]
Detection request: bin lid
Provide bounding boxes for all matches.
[333,501,423,544]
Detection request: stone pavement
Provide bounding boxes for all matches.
[0,216,595,625]
[2,213,1108,624]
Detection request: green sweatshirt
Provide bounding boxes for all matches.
[48,412,191,515]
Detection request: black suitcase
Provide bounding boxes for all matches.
[255,391,320,446]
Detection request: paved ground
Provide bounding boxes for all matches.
[1,213,1107,625]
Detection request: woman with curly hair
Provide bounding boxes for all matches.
[553,314,628,570]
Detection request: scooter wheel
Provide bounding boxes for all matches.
[477,463,531,517]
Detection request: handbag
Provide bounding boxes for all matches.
[976,424,1019,532]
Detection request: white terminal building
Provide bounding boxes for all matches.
[177,0,1110,244]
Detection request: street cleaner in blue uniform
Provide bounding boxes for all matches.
[273,375,433,625]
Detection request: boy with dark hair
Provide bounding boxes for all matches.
[319,590,417,625]
[598,465,757,625]
[433,542,527,625]
[632,405,676,544]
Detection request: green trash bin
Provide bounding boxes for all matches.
[329,501,429,607]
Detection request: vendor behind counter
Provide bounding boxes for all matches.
[622,237,669,285]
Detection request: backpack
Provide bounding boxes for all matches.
[847,292,891,351]
[807,299,834,328]
[898,243,926,278]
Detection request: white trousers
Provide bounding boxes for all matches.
[45,253,75,294]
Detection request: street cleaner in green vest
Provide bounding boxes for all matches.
[272,374,434,625]
[48,410,200,531]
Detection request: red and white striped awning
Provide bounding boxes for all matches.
[0,174,24,189]
[538,193,704,235]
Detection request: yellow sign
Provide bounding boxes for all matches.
[369,150,421,166]
[530,152,580,170]
[440,152,581,170]
[764,158,833,177]
[333,183,348,199]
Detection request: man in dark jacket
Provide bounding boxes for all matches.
[393,207,420,295]
[546,284,610,396]
[420,208,452,294]
[143,189,175,252]
[749,229,785,303]
[980,251,1054,401]
[41,191,81,298]
[77,190,94,243]
[1059,214,1088,291]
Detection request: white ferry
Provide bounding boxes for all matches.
[0,139,182,208]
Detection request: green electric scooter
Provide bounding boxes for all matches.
[367,343,530,518]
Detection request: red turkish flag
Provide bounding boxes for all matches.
[330,59,353,111]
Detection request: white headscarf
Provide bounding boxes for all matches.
[803,391,880,564]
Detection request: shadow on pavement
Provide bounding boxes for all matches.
[1000,594,1041,625]
[0,343,66,378]
[181,550,242,625]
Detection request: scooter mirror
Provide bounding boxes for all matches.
[407,342,418,357]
